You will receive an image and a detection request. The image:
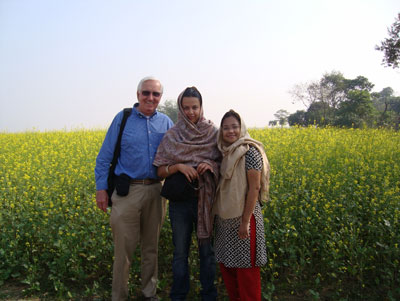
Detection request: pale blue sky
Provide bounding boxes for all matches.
[1,0,399,132]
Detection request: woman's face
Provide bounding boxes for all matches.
[221,116,241,145]
[181,97,201,124]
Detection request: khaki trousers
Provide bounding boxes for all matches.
[110,183,166,301]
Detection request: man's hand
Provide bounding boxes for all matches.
[96,190,109,213]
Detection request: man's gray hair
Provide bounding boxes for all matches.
[137,76,164,94]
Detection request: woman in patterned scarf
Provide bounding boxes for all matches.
[153,87,220,301]
[213,109,270,301]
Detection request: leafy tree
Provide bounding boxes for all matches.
[376,13,400,69]
[268,120,278,126]
[157,99,178,123]
[290,71,373,112]
[305,101,336,126]
[390,98,400,130]
[371,87,397,126]
[289,71,375,127]
[289,71,348,110]
[345,76,374,92]
[319,71,347,109]
[288,110,306,126]
[371,87,400,129]
[273,109,290,126]
[289,81,322,108]
[335,90,375,128]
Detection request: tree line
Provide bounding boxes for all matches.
[271,71,400,129]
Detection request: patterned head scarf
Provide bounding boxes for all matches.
[154,87,220,168]
[154,87,221,240]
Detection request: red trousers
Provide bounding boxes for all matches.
[219,215,262,301]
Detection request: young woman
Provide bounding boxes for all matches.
[213,110,270,300]
[153,87,220,301]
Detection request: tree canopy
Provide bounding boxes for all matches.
[376,13,400,69]
[286,71,399,129]
[157,99,178,123]
[371,87,400,128]
[270,109,290,126]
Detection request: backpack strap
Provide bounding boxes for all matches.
[107,108,132,201]
[112,108,132,167]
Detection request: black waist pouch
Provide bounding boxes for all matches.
[161,172,198,202]
[115,173,131,196]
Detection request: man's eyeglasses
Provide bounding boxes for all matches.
[141,90,161,97]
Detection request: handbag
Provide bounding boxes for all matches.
[161,172,200,202]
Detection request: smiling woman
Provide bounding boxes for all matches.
[213,109,270,301]
[153,86,221,300]
[181,97,201,124]
[221,116,241,145]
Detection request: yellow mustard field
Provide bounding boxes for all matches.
[0,127,399,300]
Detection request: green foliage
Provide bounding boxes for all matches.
[372,87,400,129]
[376,13,400,69]
[1,128,400,299]
[287,71,399,128]
[271,109,290,126]
[335,90,375,128]
[306,101,336,126]
[158,99,178,123]
[287,110,306,126]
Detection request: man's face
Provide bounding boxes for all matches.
[137,80,162,116]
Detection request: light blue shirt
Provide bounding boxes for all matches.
[95,103,173,190]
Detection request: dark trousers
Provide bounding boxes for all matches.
[169,198,217,301]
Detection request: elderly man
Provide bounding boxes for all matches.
[95,76,173,301]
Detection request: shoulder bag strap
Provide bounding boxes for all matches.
[110,108,132,174]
